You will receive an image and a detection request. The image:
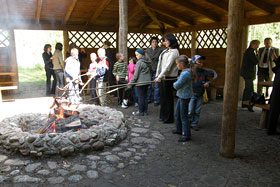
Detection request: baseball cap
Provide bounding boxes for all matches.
[192,55,206,64]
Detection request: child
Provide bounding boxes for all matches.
[128,48,152,116]
[96,48,109,106]
[173,55,195,142]
[128,57,138,107]
[87,53,99,105]
[113,53,128,107]
[188,55,217,131]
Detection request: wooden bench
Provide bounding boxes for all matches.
[210,84,224,101]
[242,100,270,129]
[0,86,18,102]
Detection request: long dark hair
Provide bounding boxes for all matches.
[129,57,137,64]
[43,44,51,52]
[164,34,179,49]
[55,43,63,51]
[176,55,197,81]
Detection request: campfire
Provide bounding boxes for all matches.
[37,99,82,134]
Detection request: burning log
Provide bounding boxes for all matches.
[37,99,81,134]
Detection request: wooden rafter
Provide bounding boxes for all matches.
[35,0,43,24]
[63,0,77,25]
[171,0,221,22]
[246,0,274,14]
[135,0,164,31]
[2,0,9,23]
[205,0,228,12]
[115,5,142,28]
[86,0,112,25]
[157,14,178,28]
[140,18,152,29]
[147,3,195,25]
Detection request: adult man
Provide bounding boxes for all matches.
[257,38,279,95]
[240,40,260,112]
[146,36,164,106]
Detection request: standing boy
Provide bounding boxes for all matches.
[189,55,216,130]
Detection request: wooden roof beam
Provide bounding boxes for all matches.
[35,0,43,24]
[135,0,164,31]
[205,0,228,12]
[157,14,178,28]
[2,0,9,23]
[246,0,274,14]
[86,0,112,25]
[140,18,152,29]
[63,0,77,25]
[171,0,221,22]
[147,4,195,25]
[115,5,142,28]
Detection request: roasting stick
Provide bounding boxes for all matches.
[79,76,93,94]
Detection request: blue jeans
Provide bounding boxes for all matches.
[137,85,148,115]
[175,98,191,138]
[132,86,138,104]
[188,95,203,127]
[147,72,160,104]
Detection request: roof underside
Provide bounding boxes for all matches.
[1,0,280,33]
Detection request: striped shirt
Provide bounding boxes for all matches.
[113,61,128,79]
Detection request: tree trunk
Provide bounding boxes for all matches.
[220,0,245,158]
[63,30,70,60]
[191,31,197,57]
[118,0,128,60]
[8,29,19,92]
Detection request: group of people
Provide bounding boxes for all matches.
[42,34,217,142]
[241,38,280,135]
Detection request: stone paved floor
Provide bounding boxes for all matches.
[1,90,280,187]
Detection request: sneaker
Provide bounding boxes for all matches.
[178,137,191,142]
[121,103,128,109]
[122,99,128,106]
[134,103,138,107]
[132,111,139,115]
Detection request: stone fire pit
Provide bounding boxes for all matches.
[0,105,127,157]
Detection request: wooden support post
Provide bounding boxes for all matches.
[118,0,128,61]
[220,0,245,158]
[239,25,249,100]
[8,29,19,93]
[63,30,70,60]
[191,31,197,57]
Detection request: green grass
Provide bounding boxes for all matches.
[18,64,46,85]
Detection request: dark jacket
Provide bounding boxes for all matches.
[240,47,259,80]
[42,52,53,69]
[146,47,164,72]
[129,57,152,87]
[192,68,215,96]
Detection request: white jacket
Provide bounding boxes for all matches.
[156,48,179,79]
[65,56,80,80]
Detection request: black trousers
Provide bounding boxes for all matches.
[117,79,128,104]
[267,72,280,133]
[242,78,254,101]
[54,69,65,97]
[159,78,176,123]
[45,68,56,95]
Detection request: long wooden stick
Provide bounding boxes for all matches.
[80,76,93,94]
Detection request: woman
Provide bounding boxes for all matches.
[129,48,152,116]
[42,44,56,96]
[52,42,64,97]
[155,34,180,123]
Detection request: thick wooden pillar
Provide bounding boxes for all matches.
[239,26,249,100]
[118,0,128,60]
[63,30,70,60]
[191,31,197,57]
[220,0,245,158]
[8,30,19,87]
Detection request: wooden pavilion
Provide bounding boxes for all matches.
[1,0,280,157]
